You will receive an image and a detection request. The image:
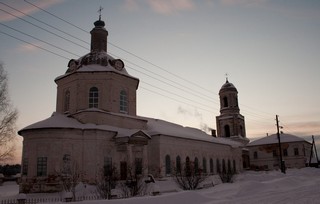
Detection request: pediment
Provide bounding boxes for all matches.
[129,130,150,145]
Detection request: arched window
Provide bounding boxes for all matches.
[216,159,221,173]
[222,159,226,173]
[165,155,171,175]
[224,125,231,137]
[89,87,99,108]
[228,159,231,173]
[186,156,191,176]
[203,158,207,174]
[194,157,199,174]
[223,96,228,107]
[240,125,243,136]
[64,90,70,112]
[176,156,181,173]
[120,90,128,113]
[210,158,214,174]
[233,160,236,173]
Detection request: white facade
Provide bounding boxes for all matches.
[247,134,312,170]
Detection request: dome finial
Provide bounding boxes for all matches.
[98,6,103,21]
[225,73,229,83]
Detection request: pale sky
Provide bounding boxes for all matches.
[0,0,319,163]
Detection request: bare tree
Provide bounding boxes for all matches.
[173,161,208,190]
[118,164,148,198]
[0,62,18,163]
[95,165,118,199]
[56,156,81,201]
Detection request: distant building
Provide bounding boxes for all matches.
[18,18,247,193]
[247,133,312,170]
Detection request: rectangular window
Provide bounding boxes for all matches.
[22,158,28,176]
[253,151,258,159]
[283,149,288,157]
[104,157,112,176]
[294,148,299,156]
[135,158,142,175]
[273,150,278,158]
[37,157,47,176]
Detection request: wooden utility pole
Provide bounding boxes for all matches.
[309,135,319,167]
[313,135,319,164]
[276,115,285,173]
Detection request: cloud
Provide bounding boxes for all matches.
[16,42,42,52]
[147,0,195,14]
[123,0,195,15]
[219,0,266,6]
[177,106,202,119]
[123,0,140,12]
[0,0,64,22]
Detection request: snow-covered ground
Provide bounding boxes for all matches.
[1,168,320,204]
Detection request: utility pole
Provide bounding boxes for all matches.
[313,135,319,164]
[309,135,319,167]
[276,115,285,173]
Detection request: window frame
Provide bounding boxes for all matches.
[165,155,171,175]
[89,87,99,108]
[135,158,142,175]
[176,156,181,173]
[120,90,128,113]
[64,90,70,112]
[209,158,214,174]
[22,158,28,176]
[202,157,207,174]
[37,157,47,177]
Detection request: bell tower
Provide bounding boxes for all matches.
[216,78,249,145]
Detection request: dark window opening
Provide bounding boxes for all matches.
[224,125,231,137]
[165,155,171,175]
[223,96,228,107]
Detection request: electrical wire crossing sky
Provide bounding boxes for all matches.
[0,0,319,163]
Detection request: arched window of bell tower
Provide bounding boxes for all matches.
[89,87,99,108]
[223,96,228,107]
[120,90,128,113]
[64,90,70,112]
[224,125,231,137]
[240,125,243,136]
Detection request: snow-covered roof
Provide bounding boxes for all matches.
[19,112,242,148]
[144,117,242,147]
[18,112,148,138]
[247,133,308,146]
[55,52,138,81]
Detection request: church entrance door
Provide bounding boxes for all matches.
[120,161,127,180]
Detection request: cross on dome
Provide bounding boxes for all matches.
[98,6,103,21]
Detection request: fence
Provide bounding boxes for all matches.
[0,195,103,204]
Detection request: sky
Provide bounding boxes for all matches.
[0,0,319,163]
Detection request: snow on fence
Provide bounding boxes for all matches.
[0,195,103,204]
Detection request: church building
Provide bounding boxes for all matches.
[18,18,248,193]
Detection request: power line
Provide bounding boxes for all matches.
[0,31,69,60]
[0,8,88,50]
[24,0,88,33]
[8,1,277,123]
[0,23,81,58]
[0,1,89,45]
[22,0,277,120]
